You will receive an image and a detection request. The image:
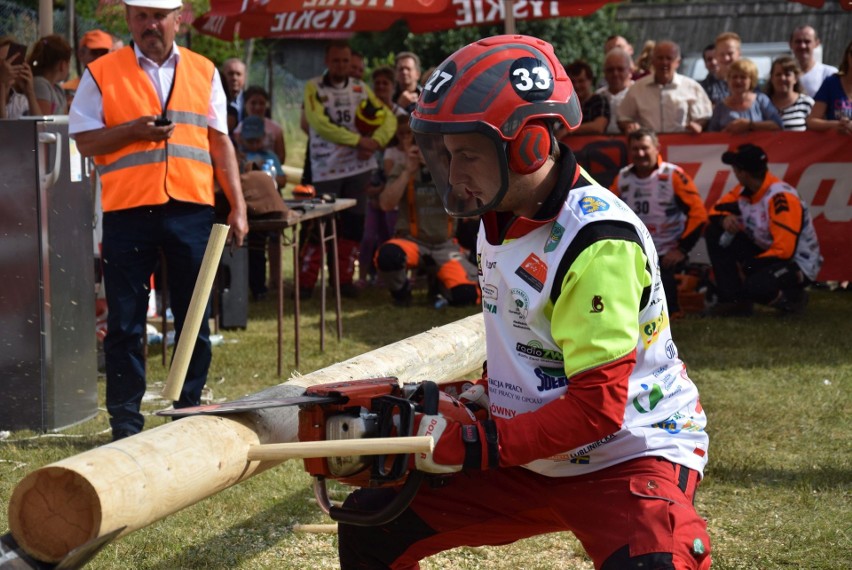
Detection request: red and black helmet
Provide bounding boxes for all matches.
[410,35,581,217]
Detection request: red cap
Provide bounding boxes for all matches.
[80,30,113,51]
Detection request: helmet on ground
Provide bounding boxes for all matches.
[410,35,581,217]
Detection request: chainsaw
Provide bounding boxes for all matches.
[158,377,477,526]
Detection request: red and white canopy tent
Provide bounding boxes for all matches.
[193,0,623,40]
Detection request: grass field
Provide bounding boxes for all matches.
[1,277,850,568]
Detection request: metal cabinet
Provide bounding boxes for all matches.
[0,117,97,431]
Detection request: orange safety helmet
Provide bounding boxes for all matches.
[410,35,581,217]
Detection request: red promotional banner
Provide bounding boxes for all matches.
[564,132,851,281]
[263,0,451,13]
[406,0,615,33]
[194,8,399,39]
[196,0,616,40]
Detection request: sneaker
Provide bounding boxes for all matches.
[773,290,809,315]
[703,300,753,317]
[391,281,412,307]
[339,282,360,299]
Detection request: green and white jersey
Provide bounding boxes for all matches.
[478,178,708,477]
[304,75,395,183]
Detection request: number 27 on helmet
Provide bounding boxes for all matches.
[410,35,582,217]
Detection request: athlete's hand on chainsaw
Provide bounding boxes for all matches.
[458,381,490,420]
[412,412,500,474]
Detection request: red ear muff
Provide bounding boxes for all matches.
[507,121,551,174]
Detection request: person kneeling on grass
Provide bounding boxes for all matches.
[338,34,712,570]
[705,143,822,316]
[374,117,480,308]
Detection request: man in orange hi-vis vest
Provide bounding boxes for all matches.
[68,0,247,442]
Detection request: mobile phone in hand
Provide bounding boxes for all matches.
[154,116,172,127]
[5,43,28,64]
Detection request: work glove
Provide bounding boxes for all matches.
[457,382,490,420]
[413,413,500,474]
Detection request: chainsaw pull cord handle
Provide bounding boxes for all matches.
[322,381,440,527]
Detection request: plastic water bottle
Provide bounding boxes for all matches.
[719,230,736,248]
[262,159,276,178]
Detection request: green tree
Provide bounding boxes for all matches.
[349,5,625,80]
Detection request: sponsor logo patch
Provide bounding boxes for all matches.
[515,253,547,292]
[544,222,564,253]
[515,340,564,362]
[534,366,568,392]
[640,311,670,348]
[590,295,604,313]
[482,284,498,300]
[509,288,530,326]
[579,196,610,214]
[632,383,664,414]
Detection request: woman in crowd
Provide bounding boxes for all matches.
[233,85,287,301]
[0,36,39,119]
[633,39,655,80]
[234,85,286,167]
[27,34,71,115]
[766,55,814,131]
[358,65,401,286]
[806,38,852,135]
[561,59,610,135]
[707,58,783,133]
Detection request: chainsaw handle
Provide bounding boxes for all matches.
[314,471,425,527]
[312,381,441,527]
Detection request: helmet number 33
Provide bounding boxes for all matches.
[510,57,554,100]
[513,66,551,92]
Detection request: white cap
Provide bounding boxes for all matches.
[124,0,183,9]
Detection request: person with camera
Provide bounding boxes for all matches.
[338,35,711,569]
[374,116,479,308]
[0,36,39,119]
[68,0,247,441]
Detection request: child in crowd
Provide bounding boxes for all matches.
[234,90,287,301]
[235,85,287,174]
[237,115,287,188]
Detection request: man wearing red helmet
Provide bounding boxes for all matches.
[338,35,712,570]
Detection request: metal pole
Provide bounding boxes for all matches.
[503,0,516,35]
[68,0,75,54]
[39,0,53,36]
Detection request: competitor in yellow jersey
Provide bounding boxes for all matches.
[299,41,396,298]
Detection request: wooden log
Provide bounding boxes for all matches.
[292,524,338,534]
[7,314,485,563]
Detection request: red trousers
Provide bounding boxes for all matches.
[338,457,711,569]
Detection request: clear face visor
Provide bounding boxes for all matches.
[412,127,509,218]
